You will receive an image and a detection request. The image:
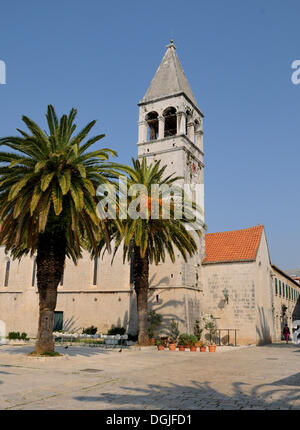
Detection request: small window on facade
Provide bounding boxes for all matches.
[93,257,98,286]
[32,258,36,287]
[4,259,10,287]
[275,278,278,295]
[279,280,281,296]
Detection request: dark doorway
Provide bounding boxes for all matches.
[53,311,63,331]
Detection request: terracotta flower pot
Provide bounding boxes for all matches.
[157,344,164,351]
[208,345,216,352]
[178,345,185,351]
[169,343,176,351]
[190,346,197,352]
[150,338,156,345]
[200,346,206,352]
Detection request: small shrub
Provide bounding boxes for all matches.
[203,315,218,344]
[147,310,162,338]
[82,325,97,335]
[178,334,198,346]
[169,320,179,343]
[8,332,19,340]
[107,326,126,335]
[178,333,191,346]
[8,331,28,340]
[193,320,203,341]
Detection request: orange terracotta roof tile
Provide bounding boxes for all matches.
[203,225,264,264]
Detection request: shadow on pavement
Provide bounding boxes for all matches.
[73,376,300,410]
[0,345,111,358]
[257,343,300,350]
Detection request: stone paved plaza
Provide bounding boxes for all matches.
[0,343,299,410]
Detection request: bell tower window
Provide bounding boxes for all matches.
[163,107,177,137]
[146,111,159,141]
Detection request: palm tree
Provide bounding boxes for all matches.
[0,105,120,354]
[105,158,204,345]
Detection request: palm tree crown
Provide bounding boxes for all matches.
[115,157,202,264]
[0,105,117,260]
[105,157,204,345]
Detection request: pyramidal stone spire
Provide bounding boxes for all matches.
[141,40,198,107]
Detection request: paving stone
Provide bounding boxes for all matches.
[0,343,300,409]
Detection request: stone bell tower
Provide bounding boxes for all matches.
[137,40,205,333]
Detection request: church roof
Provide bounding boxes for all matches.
[203,225,264,264]
[140,40,198,106]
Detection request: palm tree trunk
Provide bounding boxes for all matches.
[133,246,150,345]
[34,227,66,354]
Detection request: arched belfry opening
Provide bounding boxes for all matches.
[146,111,159,141]
[163,107,177,137]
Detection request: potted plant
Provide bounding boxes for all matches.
[177,334,188,351]
[147,325,156,345]
[188,335,198,351]
[177,333,191,351]
[169,342,176,351]
[200,341,207,352]
[193,319,203,348]
[148,310,162,345]
[156,339,165,351]
[204,314,218,352]
[168,320,179,350]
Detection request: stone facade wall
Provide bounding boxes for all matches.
[271,267,300,341]
[0,246,133,337]
[147,286,203,335]
[202,260,257,345]
[0,242,204,337]
[202,231,274,345]
[254,231,275,344]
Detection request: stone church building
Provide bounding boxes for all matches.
[0,42,299,345]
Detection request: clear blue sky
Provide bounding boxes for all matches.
[0,0,299,270]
